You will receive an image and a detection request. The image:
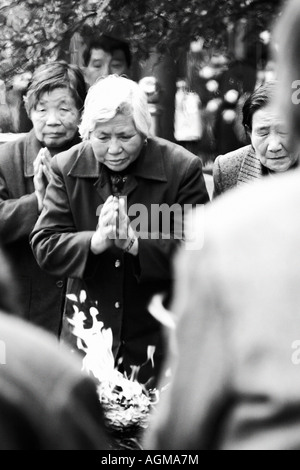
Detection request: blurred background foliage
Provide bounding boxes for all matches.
[0,0,286,80]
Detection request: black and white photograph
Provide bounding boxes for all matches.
[0,0,299,454]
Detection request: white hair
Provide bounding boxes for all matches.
[79,74,152,140]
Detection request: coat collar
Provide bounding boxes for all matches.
[24,130,43,177]
[237,145,300,185]
[237,146,263,186]
[24,130,82,177]
[68,138,168,182]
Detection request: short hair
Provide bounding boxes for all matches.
[25,61,87,115]
[82,37,113,67]
[242,80,278,132]
[79,74,152,140]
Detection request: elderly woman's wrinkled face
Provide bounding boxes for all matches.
[90,114,144,172]
[251,104,299,172]
[30,88,81,148]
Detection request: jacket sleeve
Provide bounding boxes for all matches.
[137,156,210,283]
[0,165,39,245]
[30,158,96,279]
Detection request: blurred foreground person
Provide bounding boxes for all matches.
[0,61,86,335]
[30,74,209,386]
[0,246,110,450]
[145,172,300,450]
[213,80,299,197]
[274,0,300,144]
[144,0,300,450]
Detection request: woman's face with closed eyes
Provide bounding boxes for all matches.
[251,104,299,172]
[90,113,144,172]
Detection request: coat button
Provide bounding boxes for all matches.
[114,301,121,309]
[115,259,121,268]
[56,280,64,288]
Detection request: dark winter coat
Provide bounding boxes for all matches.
[0,129,81,335]
[30,136,209,384]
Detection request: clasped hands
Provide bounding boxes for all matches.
[91,195,137,255]
[33,147,52,212]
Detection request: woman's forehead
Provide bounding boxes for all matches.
[37,87,74,103]
[93,114,136,132]
[252,105,286,128]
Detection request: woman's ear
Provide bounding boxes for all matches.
[243,125,251,145]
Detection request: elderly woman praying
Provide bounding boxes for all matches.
[0,61,87,336]
[30,74,209,386]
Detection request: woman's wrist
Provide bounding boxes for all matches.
[123,236,135,252]
[123,231,138,256]
[35,191,43,213]
[90,231,111,254]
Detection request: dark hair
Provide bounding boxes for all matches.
[82,37,113,67]
[83,36,132,69]
[242,80,278,132]
[25,61,87,114]
[110,38,132,69]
